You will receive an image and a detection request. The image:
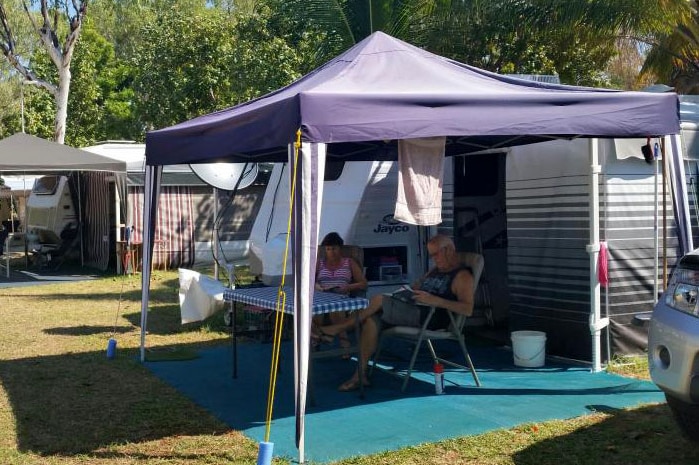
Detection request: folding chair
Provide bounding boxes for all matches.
[309,244,366,403]
[372,252,484,391]
[31,223,79,270]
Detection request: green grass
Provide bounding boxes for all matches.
[0,268,698,464]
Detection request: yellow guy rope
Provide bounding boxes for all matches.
[264,129,302,442]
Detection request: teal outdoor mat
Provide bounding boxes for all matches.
[144,340,664,464]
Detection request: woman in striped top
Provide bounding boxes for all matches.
[315,232,367,295]
[313,232,367,352]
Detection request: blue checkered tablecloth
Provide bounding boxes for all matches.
[223,286,368,315]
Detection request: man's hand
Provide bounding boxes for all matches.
[412,289,439,306]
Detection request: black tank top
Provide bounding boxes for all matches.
[419,265,471,329]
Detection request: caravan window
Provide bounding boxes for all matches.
[32,176,60,195]
[454,154,501,196]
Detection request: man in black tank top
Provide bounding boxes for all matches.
[417,263,472,329]
[321,234,475,391]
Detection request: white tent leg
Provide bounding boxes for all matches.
[139,165,163,362]
[291,141,325,464]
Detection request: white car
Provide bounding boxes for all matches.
[649,249,699,442]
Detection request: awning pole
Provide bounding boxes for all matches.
[587,138,605,372]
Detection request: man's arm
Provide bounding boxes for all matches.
[412,269,474,316]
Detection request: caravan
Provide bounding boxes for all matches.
[19,141,271,271]
[248,159,498,326]
[24,175,80,265]
[248,121,698,363]
[249,160,427,296]
[83,141,271,270]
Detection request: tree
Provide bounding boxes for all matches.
[607,38,657,91]
[89,0,210,59]
[290,0,691,88]
[0,0,88,143]
[277,0,437,65]
[131,3,321,131]
[16,21,140,146]
[641,0,699,93]
[0,74,22,138]
[64,23,140,145]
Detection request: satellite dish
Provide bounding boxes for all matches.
[189,163,259,190]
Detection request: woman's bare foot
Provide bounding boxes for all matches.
[337,373,371,392]
[321,322,347,337]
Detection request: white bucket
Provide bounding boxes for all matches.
[511,331,546,368]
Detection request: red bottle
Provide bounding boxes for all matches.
[434,362,444,394]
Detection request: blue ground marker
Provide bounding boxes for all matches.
[257,441,274,465]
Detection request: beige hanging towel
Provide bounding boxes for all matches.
[394,136,446,225]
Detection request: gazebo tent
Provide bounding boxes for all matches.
[0,133,126,172]
[142,32,682,462]
[0,133,127,269]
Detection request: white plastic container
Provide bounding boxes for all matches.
[511,330,546,367]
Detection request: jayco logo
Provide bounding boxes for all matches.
[373,214,409,234]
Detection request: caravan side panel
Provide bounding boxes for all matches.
[507,140,595,360]
[602,148,680,356]
[508,138,683,361]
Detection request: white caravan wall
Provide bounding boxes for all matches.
[249,161,424,296]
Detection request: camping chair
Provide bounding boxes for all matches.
[371,251,484,392]
[31,223,79,271]
[309,244,366,403]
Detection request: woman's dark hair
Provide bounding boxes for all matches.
[321,232,344,247]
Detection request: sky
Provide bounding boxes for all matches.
[1,175,38,191]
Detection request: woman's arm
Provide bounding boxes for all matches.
[348,258,368,291]
[314,261,324,290]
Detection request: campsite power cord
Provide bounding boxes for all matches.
[211,163,251,274]
[113,274,127,336]
[107,273,128,358]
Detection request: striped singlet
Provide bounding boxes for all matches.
[316,257,353,289]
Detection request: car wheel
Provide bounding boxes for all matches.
[666,393,699,442]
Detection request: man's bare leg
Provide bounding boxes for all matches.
[322,293,383,336]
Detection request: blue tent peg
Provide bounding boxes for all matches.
[106,338,117,359]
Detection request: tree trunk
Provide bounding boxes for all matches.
[54,64,71,144]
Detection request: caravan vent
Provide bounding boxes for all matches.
[504,74,561,84]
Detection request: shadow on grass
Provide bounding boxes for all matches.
[44,325,135,336]
[0,346,231,456]
[0,277,180,304]
[121,305,231,336]
[512,404,699,464]
[0,335,684,462]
